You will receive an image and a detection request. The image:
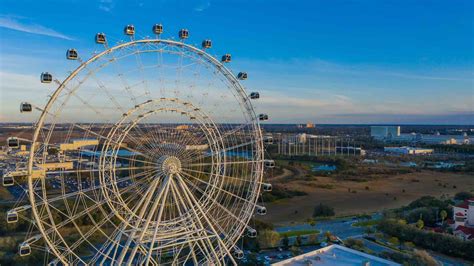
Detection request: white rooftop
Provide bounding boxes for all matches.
[272,244,400,266]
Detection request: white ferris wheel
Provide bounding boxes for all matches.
[4,24,275,265]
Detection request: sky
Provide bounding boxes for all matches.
[0,0,473,124]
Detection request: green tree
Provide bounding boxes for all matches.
[289,245,301,257]
[416,219,424,229]
[257,230,280,248]
[282,235,289,250]
[295,235,302,246]
[440,210,447,224]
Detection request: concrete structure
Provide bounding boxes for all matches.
[272,244,400,266]
[277,134,365,157]
[59,139,99,151]
[370,126,400,139]
[383,146,434,155]
[452,198,474,240]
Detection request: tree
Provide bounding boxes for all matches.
[454,191,474,201]
[365,227,375,236]
[440,210,447,224]
[388,237,399,247]
[416,219,424,229]
[325,231,332,242]
[313,203,335,217]
[308,218,316,227]
[257,230,280,248]
[281,235,289,250]
[412,249,438,266]
[308,234,318,244]
[289,245,301,257]
[295,235,302,246]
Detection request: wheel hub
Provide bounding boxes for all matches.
[157,155,182,176]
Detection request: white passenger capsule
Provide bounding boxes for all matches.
[66,49,78,60]
[237,72,248,80]
[40,72,53,83]
[202,39,212,49]
[95,33,106,44]
[179,29,189,39]
[124,25,135,35]
[221,54,231,63]
[20,102,32,113]
[262,183,272,192]
[256,205,267,215]
[152,24,163,35]
[19,243,31,256]
[250,92,260,99]
[264,160,275,168]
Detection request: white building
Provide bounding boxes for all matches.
[272,244,400,266]
[384,146,433,155]
[452,198,474,241]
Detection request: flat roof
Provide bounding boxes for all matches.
[272,244,400,266]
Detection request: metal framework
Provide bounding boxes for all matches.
[5,26,271,265]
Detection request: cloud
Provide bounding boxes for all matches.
[194,1,210,12]
[0,16,73,40]
[99,0,115,12]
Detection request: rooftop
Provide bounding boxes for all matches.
[272,244,400,266]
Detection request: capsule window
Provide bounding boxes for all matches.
[3,176,14,187]
[264,160,275,168]
[256,206,267,215]
[247,228,257,238]
[259,114,269,121]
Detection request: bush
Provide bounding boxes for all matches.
[313,203,335,217]
[454,191,474,201]
[377,219,474,260]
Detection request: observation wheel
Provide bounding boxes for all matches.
[6,25,274,265]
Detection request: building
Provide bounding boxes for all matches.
[276,134,364,156]
[371,126,401,139]
[371,126,471,145]
[452,198,474,240]
[59,139,99,151]
[272,244,400,266]
[383,146,434,155]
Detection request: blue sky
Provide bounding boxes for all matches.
[0,0,473,124]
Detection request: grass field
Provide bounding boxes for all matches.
[262,164,474,225]
[279,229,320,237]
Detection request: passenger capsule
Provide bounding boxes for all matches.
[2,175,14,186]
[202,39,212,49]
[179,29,189,39]
[152,24,163,35]
[264,160,275,168]
[237,72,248,80]
[20,102,32,113]
[256,206,267,215]
[221,54,231,63]
[19,243,31,256]
[95,33,106,44]
[247,228,257,238]
[124,25,135,35]
[190,116,196,120]
[263,135,273,145]
[234,248,244,259]
[40,72,53,83]
[7,210,18,223]
[66,49,78,60]
[262,183,272,192]
[258,114,269,121]
[250,92,260,99]
[7,137,20,148]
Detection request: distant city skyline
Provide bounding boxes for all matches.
[0,0,473,124]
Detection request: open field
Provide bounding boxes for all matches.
[261,169,474,225]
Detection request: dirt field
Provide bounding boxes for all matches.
[261,170,474,225]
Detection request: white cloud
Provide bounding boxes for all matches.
[0,16,73,40]
[99,0,115,12]
[194,1,210,12]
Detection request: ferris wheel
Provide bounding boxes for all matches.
[4,24,275,265]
